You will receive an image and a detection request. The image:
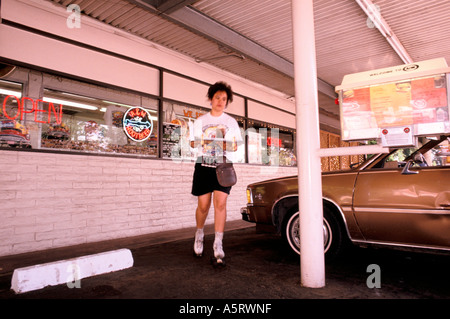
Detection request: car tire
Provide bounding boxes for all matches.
[282,205,345,260]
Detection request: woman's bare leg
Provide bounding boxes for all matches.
[196,193,212,229]
[213,190,228,260]
[213,190,228,233]
[194,193,212,256]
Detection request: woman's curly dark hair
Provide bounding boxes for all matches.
[207,81,233,105]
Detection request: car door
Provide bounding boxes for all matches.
[352,143,450,249]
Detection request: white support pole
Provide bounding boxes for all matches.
[291,0,325,288]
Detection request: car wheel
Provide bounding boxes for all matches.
[282,206,345,260]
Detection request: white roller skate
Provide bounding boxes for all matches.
[193,229,204,257]
[211,233,226,267]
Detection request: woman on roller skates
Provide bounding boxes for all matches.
[190,81,243,266]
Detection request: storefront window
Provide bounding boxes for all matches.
[0,80,31,149]
[2,74,299,166]
[40,89,158,156]
[162,102,204,161]
[247,120,296,166]
[0,78,159,156]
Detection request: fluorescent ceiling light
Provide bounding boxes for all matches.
[43,97,98,111]
[101,100,158,120]
[99,106,158,121]
[102,100,134,108]
[355,0,413,64]
[0,88,22,97]
[60,92,97,101]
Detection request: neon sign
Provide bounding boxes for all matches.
[2,95,63,124]
[267,137,282,147]
[123,107,153,142]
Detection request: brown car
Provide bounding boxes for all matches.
[241,135,450,259]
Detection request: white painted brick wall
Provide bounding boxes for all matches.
[0,150,297,257]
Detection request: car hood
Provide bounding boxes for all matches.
[248,175,297,188]
[248,169,358,188]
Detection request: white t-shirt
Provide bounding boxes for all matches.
[191,112,243,161]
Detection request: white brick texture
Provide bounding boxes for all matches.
[0,150,297,257]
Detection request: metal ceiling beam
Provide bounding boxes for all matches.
[168,6,336,99]
[128,1,336,99]
[139,0,198,14]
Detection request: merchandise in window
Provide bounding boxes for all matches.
[247,120,296,167]
[162,102,205,161]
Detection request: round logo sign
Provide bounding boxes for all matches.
[123,107,153,142]
[403,64,419,72]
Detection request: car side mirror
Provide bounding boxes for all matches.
[401,159,419,175]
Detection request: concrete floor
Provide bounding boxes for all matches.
[0,220,448,315]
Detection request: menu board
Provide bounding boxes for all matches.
[340,74,450,141]
[162,122,180,158]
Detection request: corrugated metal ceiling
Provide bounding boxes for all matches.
[47,0,450,119]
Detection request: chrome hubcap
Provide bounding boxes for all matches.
[289,212,332,253]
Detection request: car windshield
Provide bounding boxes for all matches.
[381,136,450,168]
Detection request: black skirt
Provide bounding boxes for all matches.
[191,162,232,196]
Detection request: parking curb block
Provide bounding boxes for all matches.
[11,249,133,294]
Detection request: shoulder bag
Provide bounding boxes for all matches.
[216,159,237,187]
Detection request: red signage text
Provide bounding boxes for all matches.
[2,95,63,124]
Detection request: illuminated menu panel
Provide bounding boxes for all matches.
[340,74,449,141]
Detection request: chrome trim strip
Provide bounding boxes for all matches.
[351,239,450,252]
[353,207,450,215]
